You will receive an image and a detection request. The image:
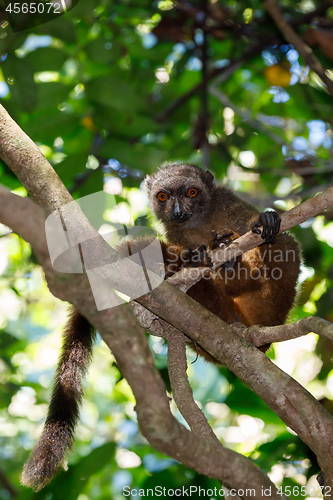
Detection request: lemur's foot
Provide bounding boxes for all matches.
[182,245,213,268]
[211,229,239,249]
[251,211,281,244]
[211,229,239,270]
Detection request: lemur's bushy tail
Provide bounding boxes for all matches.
[21,308,96,491]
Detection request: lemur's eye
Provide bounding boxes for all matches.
[157,191,168,202]
[188,188,198,197]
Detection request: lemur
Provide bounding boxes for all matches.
[21,163,300,491]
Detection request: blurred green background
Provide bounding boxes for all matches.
[0,0,333,498]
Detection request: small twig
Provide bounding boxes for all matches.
[209,86,285,145]
[156,2,333,122]
[200,0,210,169]
[264,0,333,96]
[156,48,260,122]
[246,160,333,177]
[132,299,333,351]
[234,317,333,347]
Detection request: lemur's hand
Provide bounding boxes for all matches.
[251,211,281,244]
[211,229,240,271]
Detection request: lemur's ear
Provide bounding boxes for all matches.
[203,170,214,188]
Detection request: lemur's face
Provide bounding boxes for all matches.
[146,165,215,228]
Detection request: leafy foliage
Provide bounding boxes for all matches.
[0,0,333,498]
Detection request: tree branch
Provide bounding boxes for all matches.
[165,324,219,443]
[2,103,333,493]
[156,47,261,122]
[0,105,287,497]
[138,281,333,488]
[166,182,333,292]
[166,326,243,500]
[0,186,287,499]
[0,469,17,498]
[234,316,333,347]
[0,107,72,211]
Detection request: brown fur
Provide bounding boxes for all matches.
[21,309,96,491]
[21,163,300,490]
[146,163,300,360]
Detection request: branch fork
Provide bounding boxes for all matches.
[1,102,333,496]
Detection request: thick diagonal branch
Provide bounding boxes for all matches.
[0,185,285,498]
[0,104,287,496]
[1,102,333,492]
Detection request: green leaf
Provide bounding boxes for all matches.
[55,152,89,186]
[85,38,114,64]
[256,433,307,471]
[35,442,116,500]
[86,76,143,111]
[2,56,37,112]
[99,138,165,171]
[24,110,80,144]
[225,379,283,424]
[76,168,104,198]
[26,47,68,72]
[39,17,77,43]
[94,105,158,137]
[35,82,74,111]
